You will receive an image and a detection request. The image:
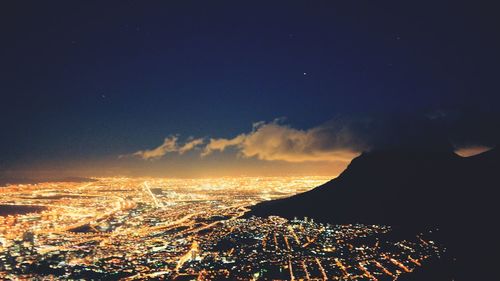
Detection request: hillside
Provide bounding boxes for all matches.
[250,146,498,279]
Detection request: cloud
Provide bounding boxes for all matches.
[201,134,246,156]
[179,138,205,154]
[122,111,500,164]
[125,136,204,160]
[454,145,492,157]
[202,119,363,162]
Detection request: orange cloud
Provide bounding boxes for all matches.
[201,134,246,156]
[179,138,205,154]
[124,119,364,163]
[202,120,360,162]
[126,136,204,160]
[454,145,492,157]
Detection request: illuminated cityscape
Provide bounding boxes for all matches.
[1,1,497,279]
[0,178,443,280]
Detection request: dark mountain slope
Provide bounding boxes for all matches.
[251,147,497,225]
[249,146,498,279]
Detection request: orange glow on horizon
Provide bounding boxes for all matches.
[454,145,492,157]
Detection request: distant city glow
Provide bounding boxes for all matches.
[0,177,444,280]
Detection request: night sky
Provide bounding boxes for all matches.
[1,1,499,178]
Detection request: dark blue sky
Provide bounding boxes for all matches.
[1,1,499,177]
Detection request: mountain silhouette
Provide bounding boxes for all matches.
[250,145,498,279]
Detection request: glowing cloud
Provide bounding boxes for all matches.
[127,136,204,160]
[454,145,492,157]
[125,119,366,163]
[202,120,362,162]
[201,134,247,156]
[179,138,205,154]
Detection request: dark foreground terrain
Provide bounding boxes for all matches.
[250,146,499,279]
